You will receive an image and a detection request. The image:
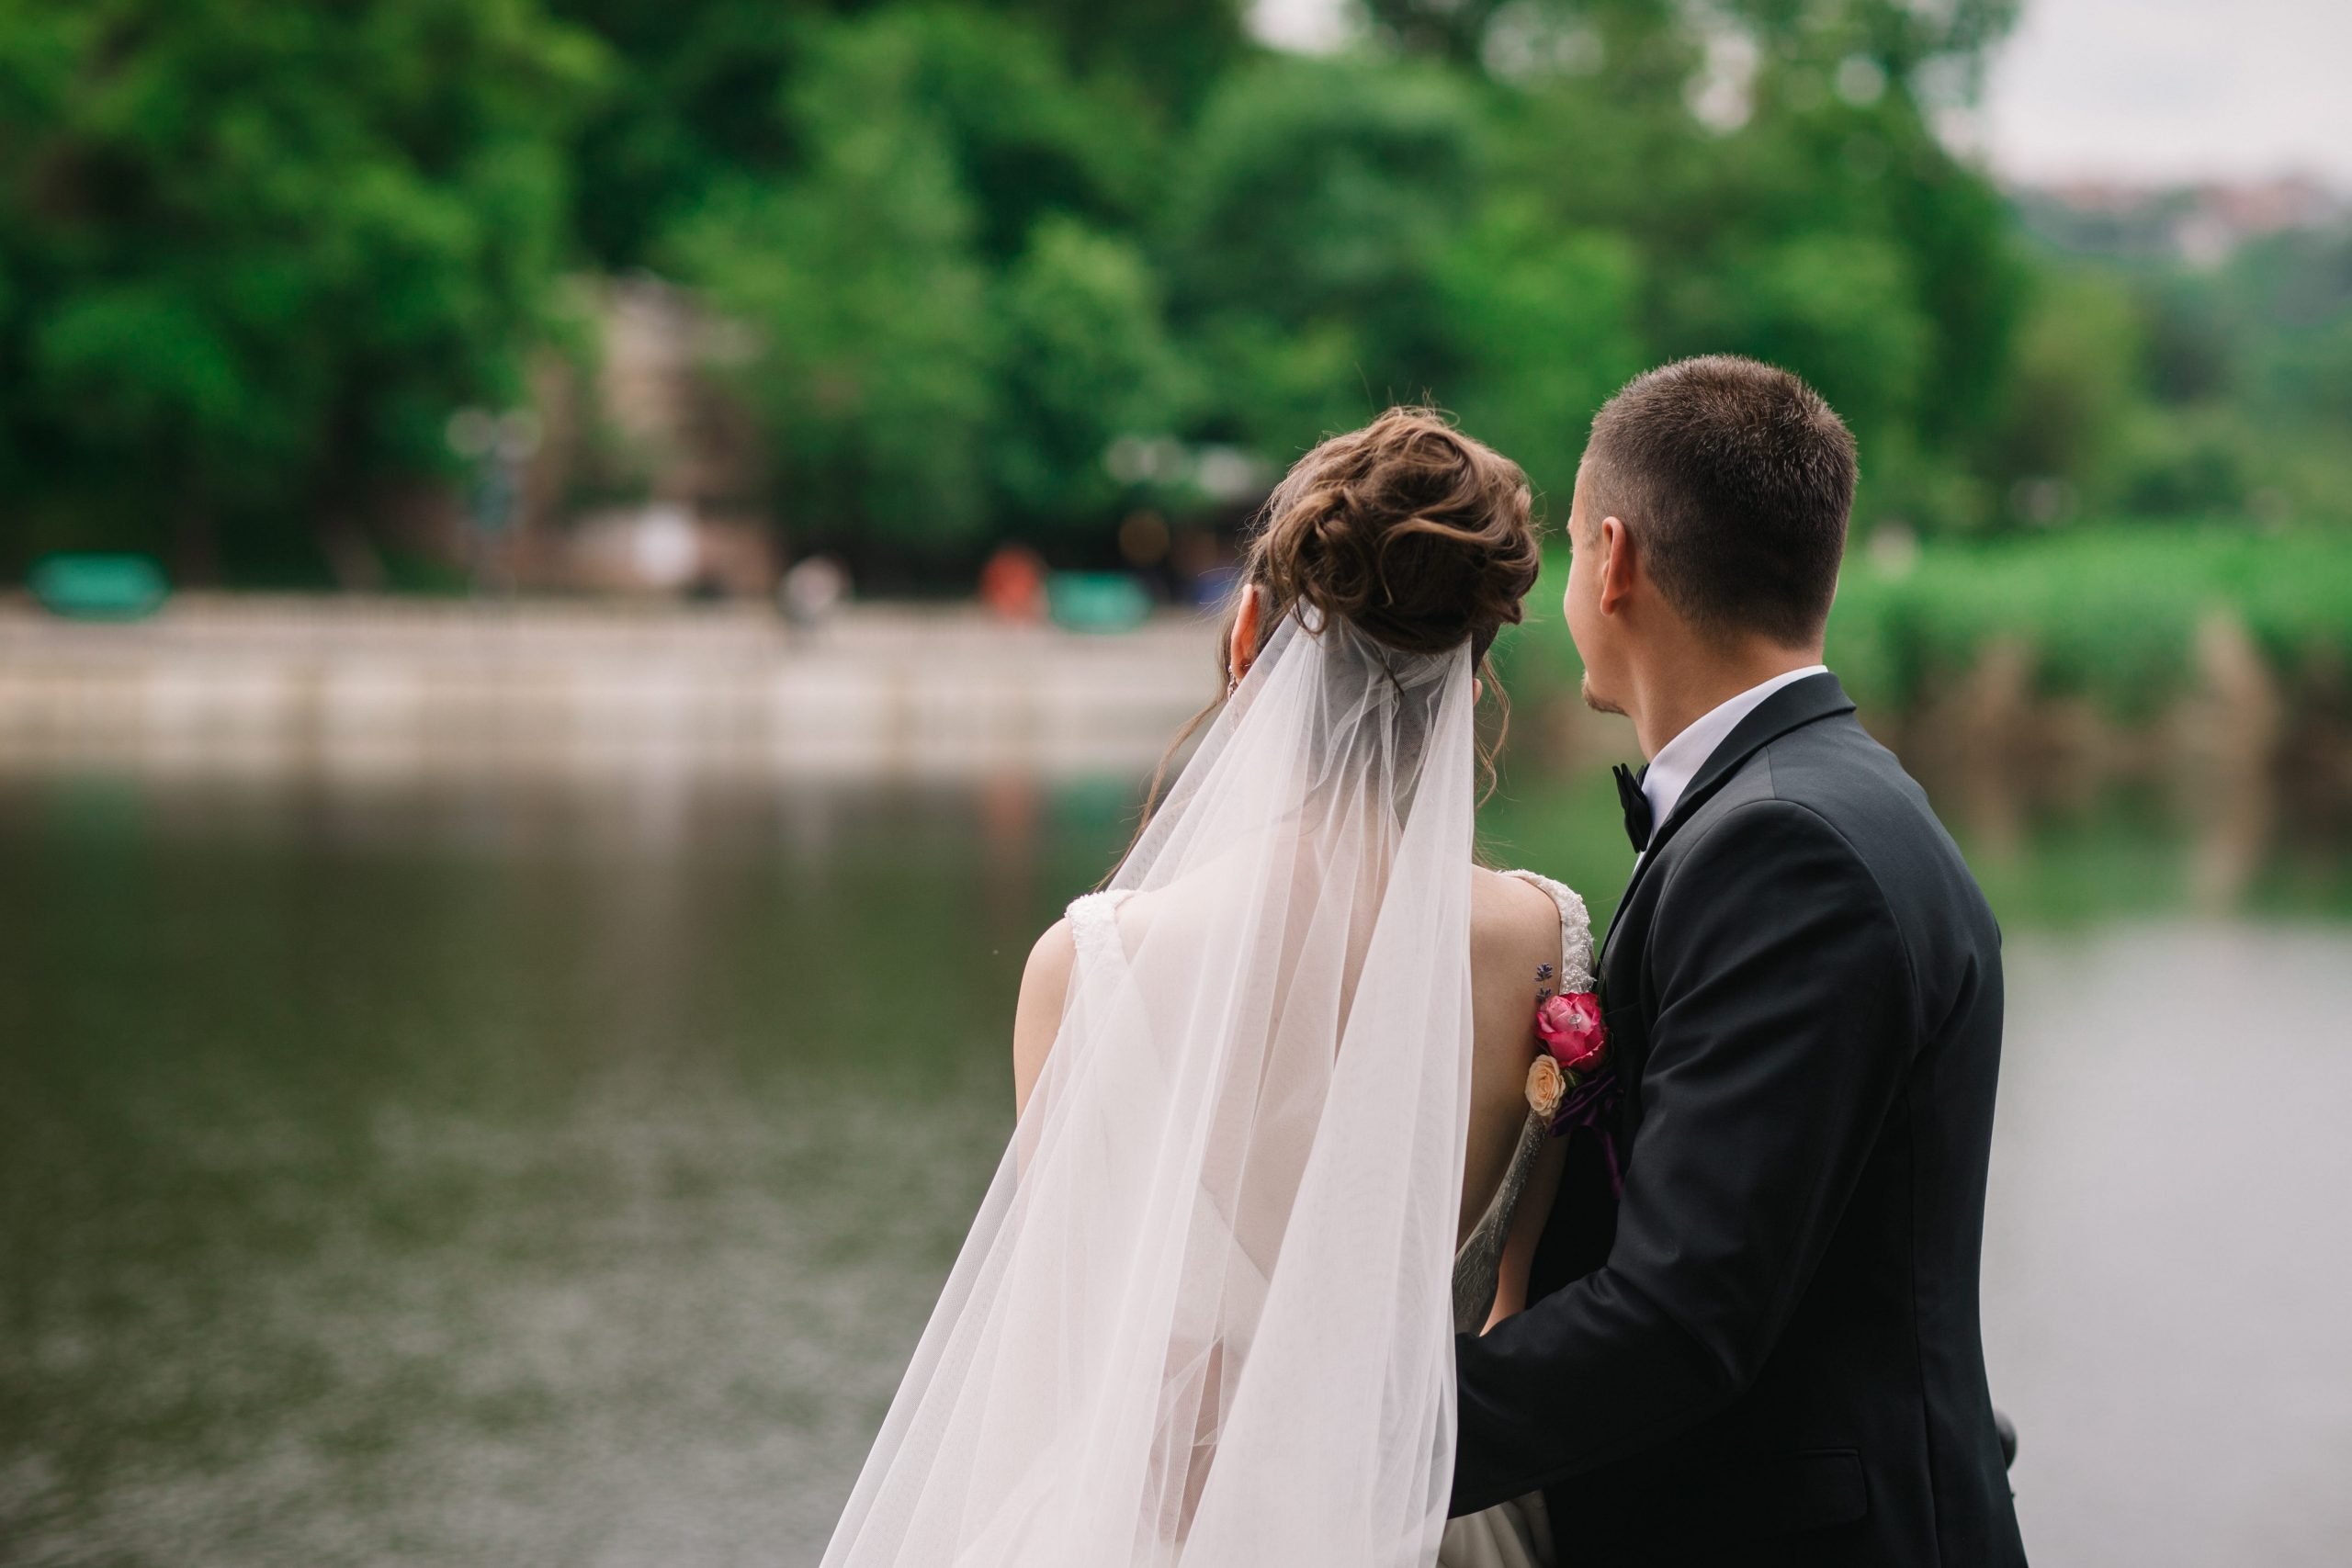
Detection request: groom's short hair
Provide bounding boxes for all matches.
[1581,355,1856,648]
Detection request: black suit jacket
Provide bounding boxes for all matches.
[1452,672,2027,1567]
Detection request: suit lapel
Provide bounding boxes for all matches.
[1589,673,1860,1154]
[1596,672,1858,974]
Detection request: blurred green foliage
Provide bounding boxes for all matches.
[0,0,2346,583]
[1837,529,2352,718]
[1501,527,2352,723]
[0,0,604,581]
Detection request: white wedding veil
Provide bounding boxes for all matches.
[820,605,1479,1568]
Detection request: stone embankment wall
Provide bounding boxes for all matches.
[0,596,1220,781]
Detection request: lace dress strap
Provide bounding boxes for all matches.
[1064,888,1135,972]
[1495,867,1594,994]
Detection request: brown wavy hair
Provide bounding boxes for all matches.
[1230,405,1540,672]
[1130,408,1544,847]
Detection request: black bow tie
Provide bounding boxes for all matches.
[1613,762,1653,852]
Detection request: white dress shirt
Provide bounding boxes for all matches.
[1637,665,1828,857]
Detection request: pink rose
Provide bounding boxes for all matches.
[1535,991,1609,1077]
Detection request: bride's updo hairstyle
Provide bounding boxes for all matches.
[1118,410,1541,857]
[1226,406,1542,682]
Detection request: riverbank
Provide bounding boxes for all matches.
[1502,526,2352,811]
[8,535,2350,804]
[0,594,1219,780]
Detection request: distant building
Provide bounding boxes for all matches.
[2010,175,2349,267]
[408,276,775,597]
[550,276,777,596]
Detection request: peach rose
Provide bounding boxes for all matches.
[1525,1054,1566,1120]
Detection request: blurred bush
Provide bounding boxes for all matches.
[1503,528,2352,725]
[1831,528,2352,724]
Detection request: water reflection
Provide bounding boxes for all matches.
[0,778,1102,1563]
[0,772,2346,1565]
[1985,924,2352,1568]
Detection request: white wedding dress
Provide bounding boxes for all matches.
[820,610,1584,1568]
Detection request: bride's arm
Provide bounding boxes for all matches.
[1483,1133,1567,1332]
[1012,918,1075,1119]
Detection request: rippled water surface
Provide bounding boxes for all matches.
[1,773,2346,1566]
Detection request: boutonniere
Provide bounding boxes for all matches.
[1524,988,1610,1118]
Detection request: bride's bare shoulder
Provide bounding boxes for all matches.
[1469,865,1566,976]
[1020,917,1077,1007]
[1012,917,1077,1115]
[1466,866,1564,1059]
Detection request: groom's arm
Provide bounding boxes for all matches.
[1451,800,1916,1515]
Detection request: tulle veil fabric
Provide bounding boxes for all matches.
[820,608,1480,1568]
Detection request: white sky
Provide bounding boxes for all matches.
[1247,0,2352,186]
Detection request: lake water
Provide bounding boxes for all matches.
[1,771,2346,1566]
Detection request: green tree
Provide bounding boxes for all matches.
[801,4,1157,266]
[549,0,1241,270]
[0,0,601,581]
[1982,267,2142,519]
[1689,0,2028,473]
[669,6,1199,558]
[548,0,821,269]
[1369,0,2027,528]
[992,216,1193,530]
[2035,218,2352,524]
[1166,54,1487,456]
[668,15,996,551]
[991,0,1249,119]
[1432,198,1645,502]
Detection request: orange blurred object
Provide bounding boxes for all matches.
[979,544,1047,622]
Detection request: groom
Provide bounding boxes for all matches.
[1452,356,2027,1564]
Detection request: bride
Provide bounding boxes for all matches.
[820,409,1607,1568]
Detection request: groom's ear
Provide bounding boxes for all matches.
[1597,515,1639,617]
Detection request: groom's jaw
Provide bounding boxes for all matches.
[1580,671,1625,717]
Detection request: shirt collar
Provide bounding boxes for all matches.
[1640,664,1829,835]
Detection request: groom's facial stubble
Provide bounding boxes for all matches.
[1580,671,1625,717]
